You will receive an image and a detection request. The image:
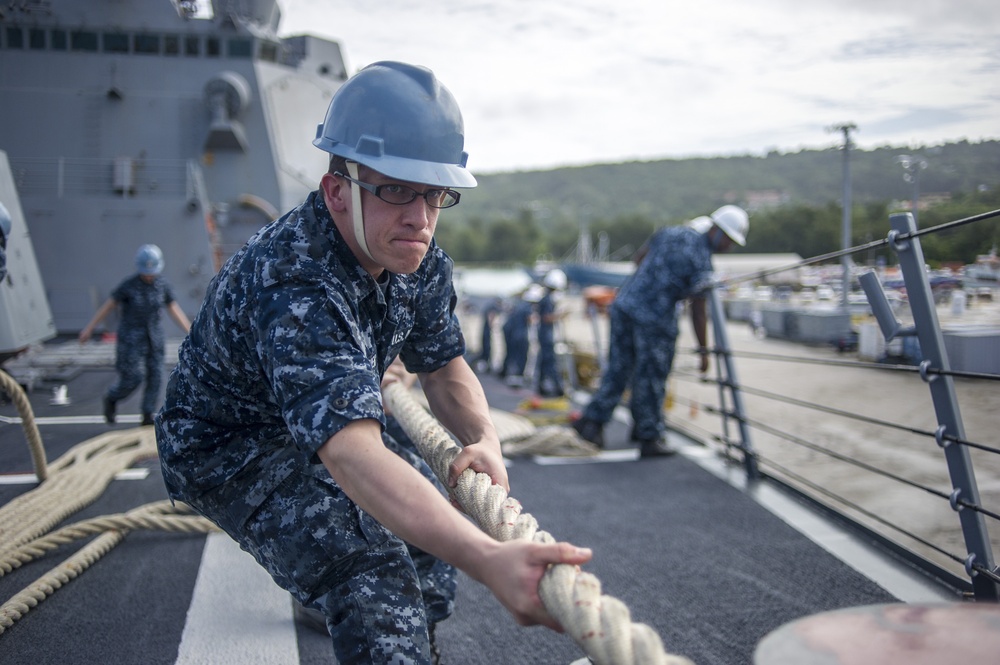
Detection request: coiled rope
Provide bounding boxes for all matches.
[0,370,218,635]
[383,382,694,665]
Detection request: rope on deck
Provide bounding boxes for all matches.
[490,406,600,457]
[383,382,694,665]
[0,369,48,482]
[0,370,218,636]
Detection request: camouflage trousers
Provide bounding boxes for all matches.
[535,330,563,396]
[188,424,456,665]
[107,332,164,415]
[501,331,529,378]
[581,306,677,441]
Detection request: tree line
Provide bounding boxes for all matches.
[435,140,1000,267]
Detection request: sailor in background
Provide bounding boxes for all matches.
[473,295,504,373]
[500,283,544,388]
[79,244,190,426]
[572,206,749,457]
[535,268,568,397]
[155,61,589,665]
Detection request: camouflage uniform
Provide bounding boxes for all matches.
[0,202,7,282]
[0,238,6,282]
[581,226,713,440]
[475,297,503,370]
[534,290,564,396]
[500,298,533,381]
[156,191,464,665]
[106,274,176,415]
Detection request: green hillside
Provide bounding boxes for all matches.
[437,139,1000,265]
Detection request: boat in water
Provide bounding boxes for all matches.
[2,3,999,664]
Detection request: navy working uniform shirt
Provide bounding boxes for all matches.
[111,274,174,343]
[157,191,465,526]
[613,225,714,336]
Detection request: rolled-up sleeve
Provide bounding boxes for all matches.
[256,276,384,458]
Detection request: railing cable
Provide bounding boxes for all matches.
[712,207,1000,289]
[674,369,1000,458]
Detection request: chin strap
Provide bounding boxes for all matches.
[346,161,375,263]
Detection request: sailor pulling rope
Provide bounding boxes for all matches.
[383,381,694,665]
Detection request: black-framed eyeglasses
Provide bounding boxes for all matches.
[334,171,461,209]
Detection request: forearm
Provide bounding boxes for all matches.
[690,297,708,348]
[79,299,116,340]
[319,417,593,631]
[318,421,499,578]
[168,302,191,332]
[419,356,499,450]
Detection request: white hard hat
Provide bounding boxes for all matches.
[523,284,546,303]
[688,215,713,234]
[542,268,567,290]
[710,205,749,246]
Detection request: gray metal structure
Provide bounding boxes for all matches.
[0,0,348,332]
[0,151,56,356]
[884,213,997,600]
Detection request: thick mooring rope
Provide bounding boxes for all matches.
[383,382,694,665]
[0,370,218,635]
[0,369,48,482]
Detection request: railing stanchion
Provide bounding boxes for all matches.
[889,212,998,601]
[708,287,759,480]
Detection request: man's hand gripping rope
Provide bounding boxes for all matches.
[381,381,694,665]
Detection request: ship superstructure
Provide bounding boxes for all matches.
[0,0,348,331]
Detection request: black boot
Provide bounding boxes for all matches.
[638,436,676,458]
[140,413,155,427]
[571,417,605,448]
[103,396,116,424]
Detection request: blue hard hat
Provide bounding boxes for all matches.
[135,244,164,276]
[313,61,477,189]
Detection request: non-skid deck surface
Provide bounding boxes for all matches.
[1,367,896,664]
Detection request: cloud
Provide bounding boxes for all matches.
[278,0,1000,172]
[864,108,972,135]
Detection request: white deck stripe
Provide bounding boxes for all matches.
[568,391,955,603]
[176,533,299,665]
[681,445,956,603]
[0,468,149,485]
[0,414,144,425]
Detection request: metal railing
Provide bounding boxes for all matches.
[681,209,1000,601]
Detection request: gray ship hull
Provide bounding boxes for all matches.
[0,0,347,332]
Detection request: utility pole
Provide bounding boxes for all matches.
[828,122,857,309]
[897,154,928,227]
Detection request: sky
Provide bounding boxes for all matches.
[276,0,1000,174]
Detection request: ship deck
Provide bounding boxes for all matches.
[0,343,958,665]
